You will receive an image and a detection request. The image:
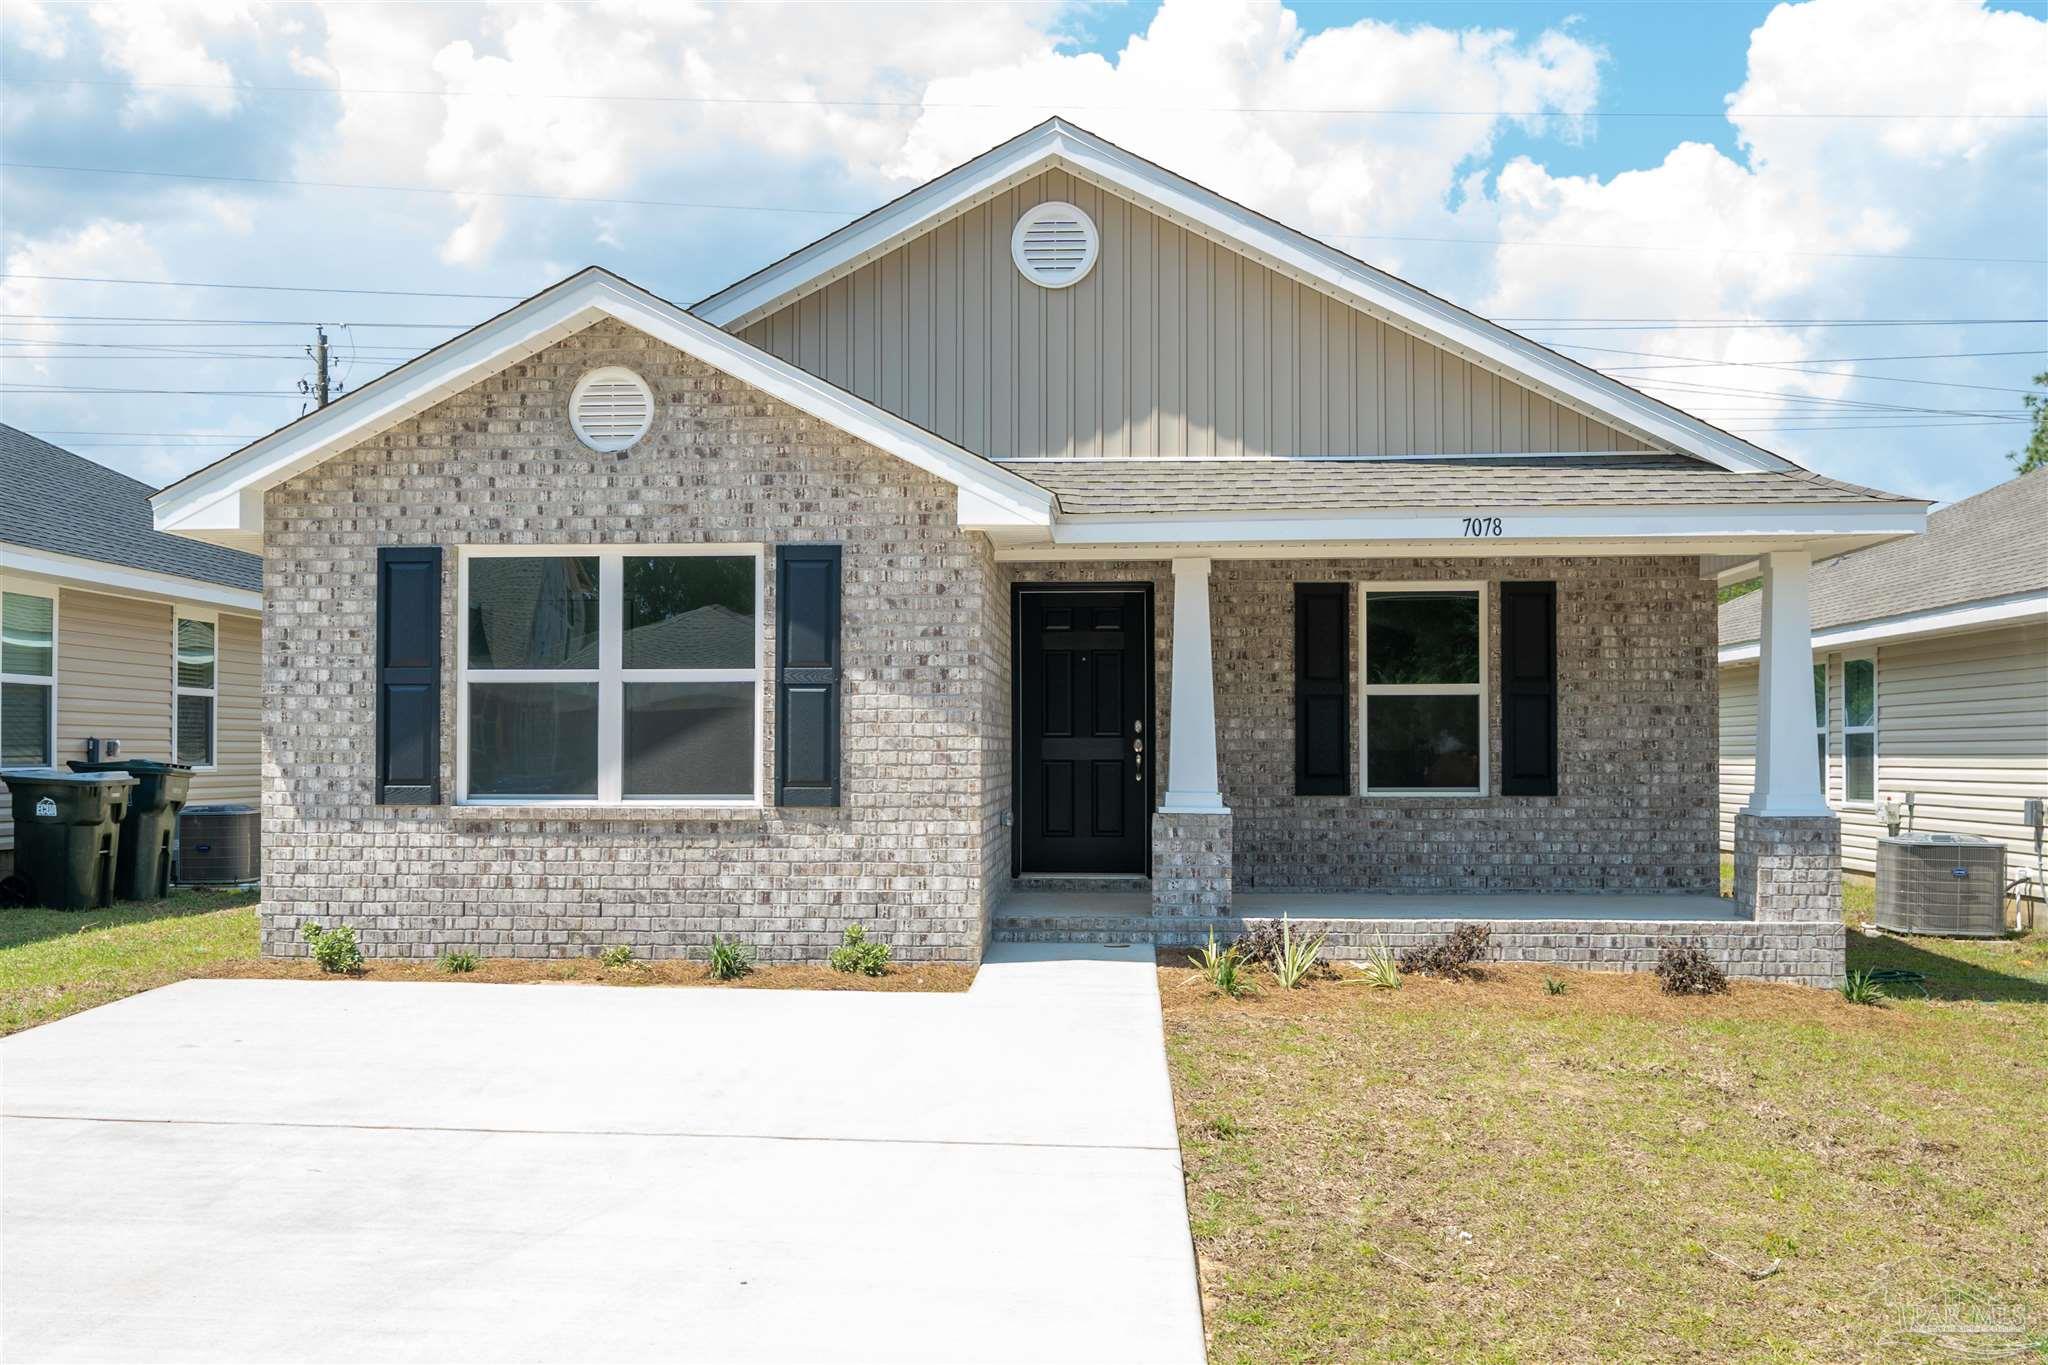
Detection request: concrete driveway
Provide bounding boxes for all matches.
[0,944,1203,1364]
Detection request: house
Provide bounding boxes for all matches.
[0,425,263,876]
[1719,468,2047,895]
[149,119,1928,985]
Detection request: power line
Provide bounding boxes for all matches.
[1,314,470,328]
[4,173,2040,266]
[1558,346,2044,365]
[8,75,2041,119]
[1,272,526,300]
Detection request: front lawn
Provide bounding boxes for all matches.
[1165,932,2048,1362]
[0,888,261,1036]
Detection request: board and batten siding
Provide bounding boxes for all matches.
[1,587,260,859]
[737,168,1650,461]
[1720,620,2048,879]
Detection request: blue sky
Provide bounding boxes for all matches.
[1,0,2043,504]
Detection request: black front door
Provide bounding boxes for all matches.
[1017,590,1150,875]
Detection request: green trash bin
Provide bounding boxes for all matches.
[1,768,136,910]
[70,759,192,901]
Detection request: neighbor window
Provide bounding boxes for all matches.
[1813,661,1828,790]
[174,614,217,767]
[459,548,760,803]
[1,588,56,767]
[1360,586,1486,794]
[1842,655,1877,805]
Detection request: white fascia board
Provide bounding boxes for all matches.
[151,270,1053,540]
[1047,502,1926,549]
[697,119,1796,476]
[1718,588,2048,663]
[0,542,261,613]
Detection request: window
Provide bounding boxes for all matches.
[1360,586,1487,794]
[1,588,56,767]
[457,548,761,804]
[173,614,217,767]
[1842,654,1877,805]
[1813,661,1828,790]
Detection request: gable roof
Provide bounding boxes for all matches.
[696,118,1797,477]
[1720,468,2047,648]
[1,425,262,593]
[150,268,1057,551]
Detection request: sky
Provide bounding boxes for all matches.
[1,0,2044,506]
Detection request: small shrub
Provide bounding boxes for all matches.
[706,936,754,981]
[1544,975,1570,996]
[1192,929,1254,998]
[1231,919,1287,967]
[598,944,636,969]
[1655,941,1729,996]
[300,922,365,975]
[1273,915,1331,989]
[1839,969,1887,1006]
[828,923,890,976]
[1359,934,1402,989]
[1398,924,1491,979]
[439,950,480,974]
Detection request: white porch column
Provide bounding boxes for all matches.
[1161,556,1227,814]
[1745,548,1828,817]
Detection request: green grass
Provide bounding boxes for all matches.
[0,888,260,1036]
[1166,934,2048,1363]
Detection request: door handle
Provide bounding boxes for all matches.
[1132,738,1143,753]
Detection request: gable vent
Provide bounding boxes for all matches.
[569,367,654,452]
[1011,201,1099,289]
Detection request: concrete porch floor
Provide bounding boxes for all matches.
[1000,889,1745,922]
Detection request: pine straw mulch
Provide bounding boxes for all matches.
[198,956,975,992]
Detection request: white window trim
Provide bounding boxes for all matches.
[1358,581,1490,798]
[173,607,220,772]
[454,544,765,807]
[0,578,59,769]
[1840,650,1878,809]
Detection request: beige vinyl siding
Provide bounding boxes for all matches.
[1719,620,2048,878]
[188,610,260,806]
[3,589,259,856]
[739,168,1650,461]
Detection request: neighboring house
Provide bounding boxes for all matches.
[0,426,264,875]
[151,119,1928,985]
[1720,468,2048,885]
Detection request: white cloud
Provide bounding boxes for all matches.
[86,1,253,121]
[7,1,70,58]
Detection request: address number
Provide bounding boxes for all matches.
[1462,516,1503,538]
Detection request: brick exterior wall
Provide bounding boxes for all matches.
[1734,811,1843,922]
[1151,811,1233,914]
[261,320,1005,963]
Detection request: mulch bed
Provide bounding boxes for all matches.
[200,957,976,992]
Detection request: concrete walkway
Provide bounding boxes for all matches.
[0,945,1204,1364]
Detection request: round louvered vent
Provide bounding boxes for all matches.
[569,367,654,452]
[1011,201,1099,289]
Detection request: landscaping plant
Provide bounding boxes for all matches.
[1544,975,1570,996]
[828,923,890,976]
[1192,929,1254,998]
[706,936,754,981]
[1272,915,1331,989]
[300,922,365,975]
[598,945,636,968]
[1231,919,1286,967]
[439,950,480,974]
[1839,968,1888,1006]
[1397,923,1491,979]
[1359,933,1402,989]
[1654,941,1729,996]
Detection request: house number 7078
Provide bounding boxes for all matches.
[1462,516,1504,537]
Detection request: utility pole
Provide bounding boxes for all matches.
[300,325,339,409]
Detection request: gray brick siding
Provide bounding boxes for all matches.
[1734,812,1843,922]
[261,320,1004,963]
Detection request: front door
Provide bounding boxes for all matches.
[1017,590,1150,875]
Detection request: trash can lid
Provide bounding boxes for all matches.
[1,766,137,786]
[69,758,192,775]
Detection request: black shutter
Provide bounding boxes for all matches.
[1294,583,1350,796]
[1499,580,1558,797]
[375,546,442,805]
[775,544,843,807]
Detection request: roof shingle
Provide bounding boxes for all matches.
[0,426,262,592]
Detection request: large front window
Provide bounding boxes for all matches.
[458,549,761,803]
[1,588,56,767]
[1361,586,1487,794]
